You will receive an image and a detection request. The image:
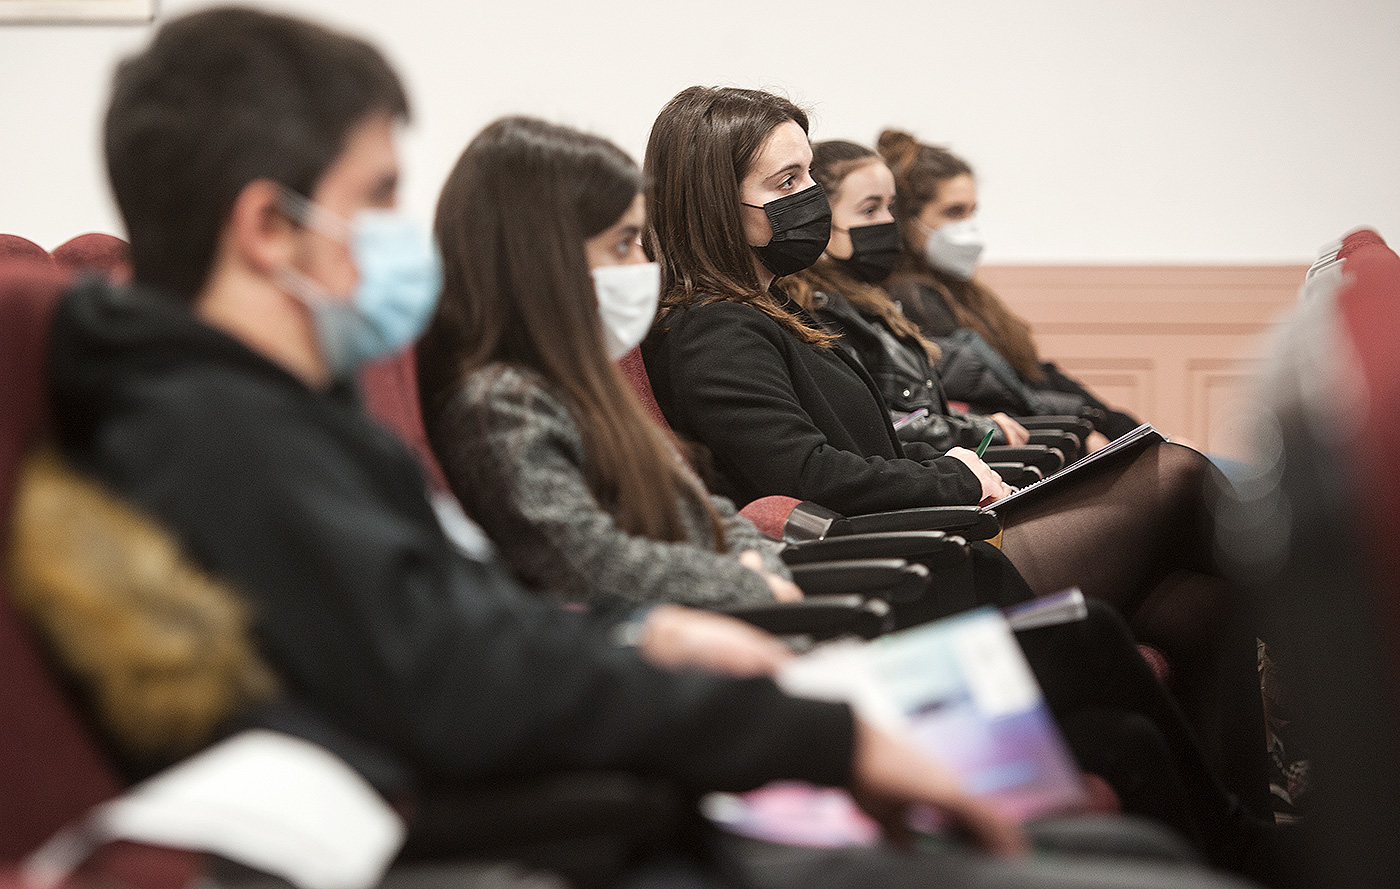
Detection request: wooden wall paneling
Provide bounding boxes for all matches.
[976,265,1306,460]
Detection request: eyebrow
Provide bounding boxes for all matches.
[766,163,802,183]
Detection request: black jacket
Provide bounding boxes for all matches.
[641,295,982,516]
[888,279,1141,438]
[48,280,853,792]
[808,290,1000,453]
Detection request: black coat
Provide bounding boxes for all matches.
[808,289,1000,453]
[48,279,853,792]
[641,295,982,516]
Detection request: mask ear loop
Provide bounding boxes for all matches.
[275,185,351,243]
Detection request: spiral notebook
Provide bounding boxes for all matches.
[985,423,1164,512]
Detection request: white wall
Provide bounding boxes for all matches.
[2,0,1397,263]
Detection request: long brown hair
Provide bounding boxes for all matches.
[786,140,940,363]
[418,116,726,548]
[877,129,1045,382]
[644,86,834,347]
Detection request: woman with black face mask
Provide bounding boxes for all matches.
[642,87,1013,513]
[785,140,1030,455]
[641,88,1274,836]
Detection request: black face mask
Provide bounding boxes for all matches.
[743,182,832,278]
[836,221,901,284]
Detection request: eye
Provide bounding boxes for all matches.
[778,174,796,190]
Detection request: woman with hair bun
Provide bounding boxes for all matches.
[878,129,1138,443]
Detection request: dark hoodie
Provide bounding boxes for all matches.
[47,278,853,792]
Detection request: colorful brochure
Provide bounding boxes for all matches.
[703,607,1086,847]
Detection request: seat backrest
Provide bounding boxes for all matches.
[1321,229,1400,887]
[0,262,126,861]
[358,347,450,492]
[50,233,132,282]
[0,235,53,267]
[1240,228,1400,888]
[616,346,671,431]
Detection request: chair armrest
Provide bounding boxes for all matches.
[723,595,893,640]
[990,463,1043,487]
[780,531,966,568]
[1026,430,1082,462]
[983,445,1064,475]
[1014,414,1092,437]
[826,505,1000,541]
[788,559,930,603]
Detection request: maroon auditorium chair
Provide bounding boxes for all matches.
[50,233,132,282]
[1227,228,1400,888]
[0,261,201,889]
[0,235,54,267]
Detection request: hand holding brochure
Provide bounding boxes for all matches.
[703,607,1086,847]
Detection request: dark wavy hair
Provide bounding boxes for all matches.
[785,140,939,362]
[878,128,1045,381]
[644,86,834,347]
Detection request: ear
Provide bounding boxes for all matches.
[222,179,299,278]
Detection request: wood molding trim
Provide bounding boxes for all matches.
[975,264,1309,458]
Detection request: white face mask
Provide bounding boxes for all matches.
[921,216,985,281]
[591,261,661,361]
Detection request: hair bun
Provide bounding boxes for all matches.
[876,129,920,174]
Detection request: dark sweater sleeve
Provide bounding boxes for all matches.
[64,382,854,794]
[651,301,982,515]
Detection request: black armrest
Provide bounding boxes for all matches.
[990,462,1043,487]
[788,558,930,603]
[1016,415,1093,441]
[827,505,1000,541]
[1026,430,1081,462]
[984,445,1064,475]
[780,530,966,568]
[781,500,844,541]
[723,594,893,640]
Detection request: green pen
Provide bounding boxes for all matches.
[975,428,995,458]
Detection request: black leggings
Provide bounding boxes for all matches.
[998,442,1268,816]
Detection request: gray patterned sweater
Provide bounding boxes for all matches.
[428,364,788,609]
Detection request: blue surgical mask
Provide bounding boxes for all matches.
[277,190,443,378]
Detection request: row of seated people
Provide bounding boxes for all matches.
[413,96,1268,837]
[1,6,1377,889]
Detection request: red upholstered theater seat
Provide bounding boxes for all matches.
[0,235,54,267]
[359,347,450,492]
[50,233,132,283]
[0,262,201,889]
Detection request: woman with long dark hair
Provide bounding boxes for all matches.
[639,87,1269,823]
[878,130,1138,442]
[416,116,798,609]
